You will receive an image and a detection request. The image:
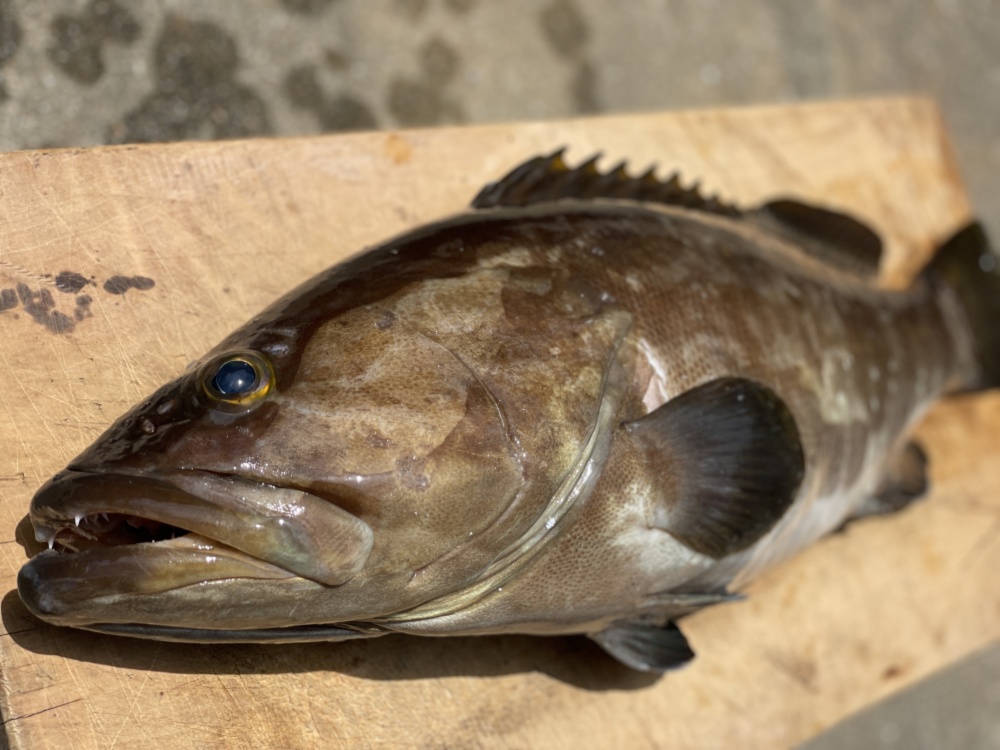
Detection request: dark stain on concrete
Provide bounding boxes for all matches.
[394,0,429,22]
[421,37,459,87]
[54,271,93,294]
[285,64,377,132]
[443,0,477,14]
[388,78,447,126]
[0,0,20,65]
[48,0,140,85]
[539,0,602,115]
[388,36,464,127]
[571,59,600,114]
[541,0,589,59]
[278,0,338,14]
[103,275,155,295]
[0,0,20,101]
[324,49,349,71]
[107,15,271,144]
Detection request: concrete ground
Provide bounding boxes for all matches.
[1,1,998,747]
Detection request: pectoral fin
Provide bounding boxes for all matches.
[590,621,695,672]
[625,377,805,559]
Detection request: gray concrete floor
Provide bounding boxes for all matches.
[1,1,998,747]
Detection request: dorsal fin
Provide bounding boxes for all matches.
[475,151,884,278]
[624,377,804,559]
[754,198,884,277]
[471,149,741,218]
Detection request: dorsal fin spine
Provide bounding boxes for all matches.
[472,150,742,218]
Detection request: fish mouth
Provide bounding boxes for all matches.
[17,469,374,629]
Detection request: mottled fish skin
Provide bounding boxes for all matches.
[15,155,992,671]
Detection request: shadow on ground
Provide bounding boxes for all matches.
[0,589,659,692]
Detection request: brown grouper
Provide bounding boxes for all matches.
[17,152,1000,671]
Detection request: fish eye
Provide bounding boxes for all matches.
[201,351,274,408]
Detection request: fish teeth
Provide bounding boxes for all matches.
[74,514,83,527]
[34,528,56,547]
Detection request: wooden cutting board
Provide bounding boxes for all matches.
[0,98,997,750]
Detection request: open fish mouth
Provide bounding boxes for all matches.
[17,469,374,629]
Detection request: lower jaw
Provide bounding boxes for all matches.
[78,621,386,644]
[16,532,294,626]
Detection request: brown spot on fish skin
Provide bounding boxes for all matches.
[103,275,156,295]
[395,456,430,491]
[366,432,395,449]
[54,271,91,293]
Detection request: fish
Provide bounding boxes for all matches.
[16,151,1000,672]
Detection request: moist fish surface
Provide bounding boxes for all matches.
[16,152,1000,671]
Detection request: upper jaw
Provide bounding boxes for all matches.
[28,468,374,584]
[18,467,376,626]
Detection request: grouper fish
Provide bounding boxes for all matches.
[16,152,1000,671]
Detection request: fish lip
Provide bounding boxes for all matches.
[22,467,374,598]
[16,531,298,626]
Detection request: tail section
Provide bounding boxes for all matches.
[925,222,1000,390]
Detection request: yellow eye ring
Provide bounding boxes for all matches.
[200,350,275,408]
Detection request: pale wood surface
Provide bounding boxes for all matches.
[0,98,997,749]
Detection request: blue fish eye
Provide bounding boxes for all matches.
[201,351,274,407]
[211,359,258,396]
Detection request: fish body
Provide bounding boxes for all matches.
[17,153,1000,670]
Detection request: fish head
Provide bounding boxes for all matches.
[17,264,530,639]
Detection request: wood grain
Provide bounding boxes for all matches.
[0,98,997,749]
